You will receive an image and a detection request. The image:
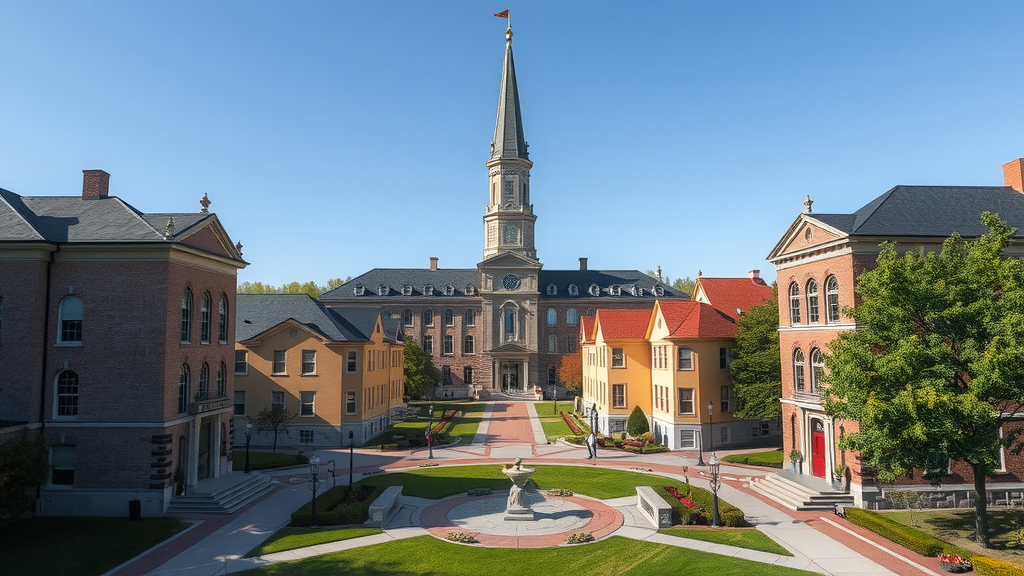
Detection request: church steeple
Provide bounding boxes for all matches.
[483,24,537,261]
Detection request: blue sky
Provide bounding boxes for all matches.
[2,2,1022,287]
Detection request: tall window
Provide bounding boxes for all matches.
[424,335,433,354]
[56,370,79,417]
[465,309,476,326]
[272,350,286,374]
[233,391,245,415]
[300,391,315,416]
[423,309,434,327]
[611,348,624,368]
[566,308,579,326]
[200,292,211,343]
[346,351,358,373]
[719,347,729,369]
[806,279,819,323]
[178,364,191,414]
[612,384,625,408]
[548,334,558,353]
[235,350,248,374]
[301,350,316,375]
[403,309,414,326]
[181,289,193,342]
[810,348,824,393]
[58,295,83,343]
[218,295,229,342]
[198,363,210,400]
[793,349,805,392]
[677,348,693,370]
[720,385,731,412]
[346,391,356,414]
[826,275,840,323]
[217,362,226,397]
[678,388,694,414]
[463,335,475,354]
[271,391,285,407]
[443,335,454,355]
[547,308,557,326]
[51,446,75,486]
[444,309,454,326]
[464,366,473,384]
[503,306,517,342]
[788,282,801,325]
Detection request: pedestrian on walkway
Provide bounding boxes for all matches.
[586,432,597,459]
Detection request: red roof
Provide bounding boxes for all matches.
[580,315,596,343]
[657,300,736,339]
[594,308,653,340]
[693,277,773,321]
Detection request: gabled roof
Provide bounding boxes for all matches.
[657,300,736,339]
[236,294,388,344]
[594,308,653,340]
[580,315,596,344]
[693,276,773,321]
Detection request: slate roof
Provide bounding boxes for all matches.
[812,186,1024,238]
[321,269,481,299]
[540,270,686,299]
[236,294,394,344]
[694,277,773,321]
[595,308,653,340]
[658,300,736,339]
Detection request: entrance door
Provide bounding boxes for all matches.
[811,419,826,478]
[198,421,212,480]
[501,363,519,392]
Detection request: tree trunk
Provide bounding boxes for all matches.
[973,462,990,547]
[272,429,279,453]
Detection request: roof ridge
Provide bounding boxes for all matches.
[0,188,44,240]
[115,197,168,241]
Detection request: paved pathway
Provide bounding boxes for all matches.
[111,400,953,576]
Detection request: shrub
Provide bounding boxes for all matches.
[685,486,748,527]
[566,532,594,544]
[290,485,384,527]
[844,508,945,556]
[626,406,649,437]
[972,555,1024,576]
[638,431,657,445]
[379,443,399,451]
[445,531,478,543]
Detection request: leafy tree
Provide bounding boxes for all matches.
[403,338,438,399]
[645,270,695,297]
[0,435,48,517]
[251,405,293,453]
[626,405,650,437]
[556,353,583,394]
[730,285,782,420]
[237,277,351,297]
[824,213,1024,547]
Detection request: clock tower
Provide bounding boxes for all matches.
[477,23,542,393]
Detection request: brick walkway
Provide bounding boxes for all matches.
[480,401,535,443]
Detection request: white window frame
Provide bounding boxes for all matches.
[443,334,454,355]
[55,370,79,418]
[299,430,314,444]
[826,275,840,323]
[235,350,248,375]
[807,279,819,324]
[611,348,625,368]
[444,309,454,326]
[346,391,356,414]
[465,309,476,326]
[300,391,315,417]
[789,282,801,325]
[679,430,697,449]
[301,350,317,375]
[678,388,694,415]
[677,348,693,371]
[612,384,626,408]
[346,351,358,373]
[233,391,245,415]
[547,308,557,326]
[271,390,285,408]
[463,334,475,355]
[57,295,84,345]
[272,350,287,375]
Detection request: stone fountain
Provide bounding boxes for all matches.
[502,458,536,521]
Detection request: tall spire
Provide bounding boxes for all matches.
[490,25,529,161]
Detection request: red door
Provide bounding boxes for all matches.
[811,420,826,478]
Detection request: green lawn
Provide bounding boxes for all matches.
[881,509,1024,567]
[659,527,793,556]
[233,451,305,471]
[0,517,188,576]
[245,526,383,557]
[234,535,815,575]
[540,417,574,439]
[375,402,487,447]
[722,449,784,469]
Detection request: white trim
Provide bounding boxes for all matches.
[778,323,857,332]
[44,412,223,428]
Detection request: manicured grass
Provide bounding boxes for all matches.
[375,402,487,447]
[659,527,792,556]
[233,451,305,471]
[0,517,188,576]
[533,401,562,416]
[234,535,815,575]
[881,509,1024,567]
[245,526,383,557]
[722,449,784,469]
[540,417,574,439]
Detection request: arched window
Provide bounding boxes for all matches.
[403,309,414,326]
[465,309,476,326]
[178,364,191,414]
[568,284,579,297]
[566,308,579,326]
[217,362,227,397]
[56,370,79,417]
[218,295,229,342]
[58,295,83,343]
[826,276,840,323]
[463,335,475,354]
[423,309,434,327]
[810,348,824,394]
[788,283,801,325]
[806,280,819,324]
[589,284,600,296]
[200,292,212,343]
[444,309,454,326]
[793,349,805,392]
[198,363,210,400]
[547,308,557,326]
[502,304,519,343]
[181,289,193,342]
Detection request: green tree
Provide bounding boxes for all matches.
[403,338,438,399]
[626,405,650,437]
[672,276,695,297]
[237,277,351,297]
[251,405,293,453]
[729,285,782,420]
[0,435,48,517]
[824,213,1024,547]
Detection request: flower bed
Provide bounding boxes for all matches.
[561,411,584,435]
[937,554,972,574]
[430,410,459,435]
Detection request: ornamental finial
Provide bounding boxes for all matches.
[164,217,175,239]
[199,193,211,214]
[804,195,814,213]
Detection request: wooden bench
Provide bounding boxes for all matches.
[367,485,403,527]
[636,486,672,528]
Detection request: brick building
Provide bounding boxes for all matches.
[0,170,246,516]
[768,158,1024,507]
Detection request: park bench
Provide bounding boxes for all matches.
[367,485,403,527]
[636,486,672,528]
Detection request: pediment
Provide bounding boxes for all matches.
[477,251,542,271]
[768,216,847,260]
[239,318,330,345]
[490,342,532,354]
[177,215,246,263]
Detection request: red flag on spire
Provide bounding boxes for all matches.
[494,9,509,18]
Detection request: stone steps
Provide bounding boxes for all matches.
[167,472,274,515]
[751,472,855,511]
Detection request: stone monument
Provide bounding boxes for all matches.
[502,458,536,521]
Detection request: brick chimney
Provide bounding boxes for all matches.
[1003,159,1024,193]
[749,270,760,280]
[579,257,588,271]
[82,170,110,200]
[429,257,438,271]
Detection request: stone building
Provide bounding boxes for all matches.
[0,170,247,516]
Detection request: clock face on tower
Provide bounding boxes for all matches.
[502,274,521,291]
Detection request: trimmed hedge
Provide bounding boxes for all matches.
[844,508,946,556]
[972,555,1024,576]
[655,483,748,527]
[290,485,384,527]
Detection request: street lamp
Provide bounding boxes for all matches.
[427,404,434,459]
[551,384,557,415]
[708,452,722,527]
[591,402,598,458]
[308,452,321,528]
[244,422,253,474]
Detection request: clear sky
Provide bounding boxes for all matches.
[2,2,1021,287]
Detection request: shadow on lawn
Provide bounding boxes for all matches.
[910,509,1024,551]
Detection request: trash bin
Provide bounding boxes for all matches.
[128,499,141,521]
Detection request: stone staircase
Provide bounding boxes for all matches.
[168,472,274,514]
[751,471,855,511]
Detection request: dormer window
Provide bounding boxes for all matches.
[444,285,455,296]
[631,285,644,296]
[568,284,578,297]
[653,285,664,297]
[546,283,557,296]
[609,285,621,296]
[403,285,413,296]
[354,285,366,296]
[465,284,476,295]
[378,284,388,296]
[588,284,600,296]
[425,285,434,296]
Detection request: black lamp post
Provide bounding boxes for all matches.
[696,406,705,467]
[591,402,598,457]
[348,431,354,495]
[308,452,321,528]
[243,422,253,474]
[708,452,722,527]
[427,404,434,459]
